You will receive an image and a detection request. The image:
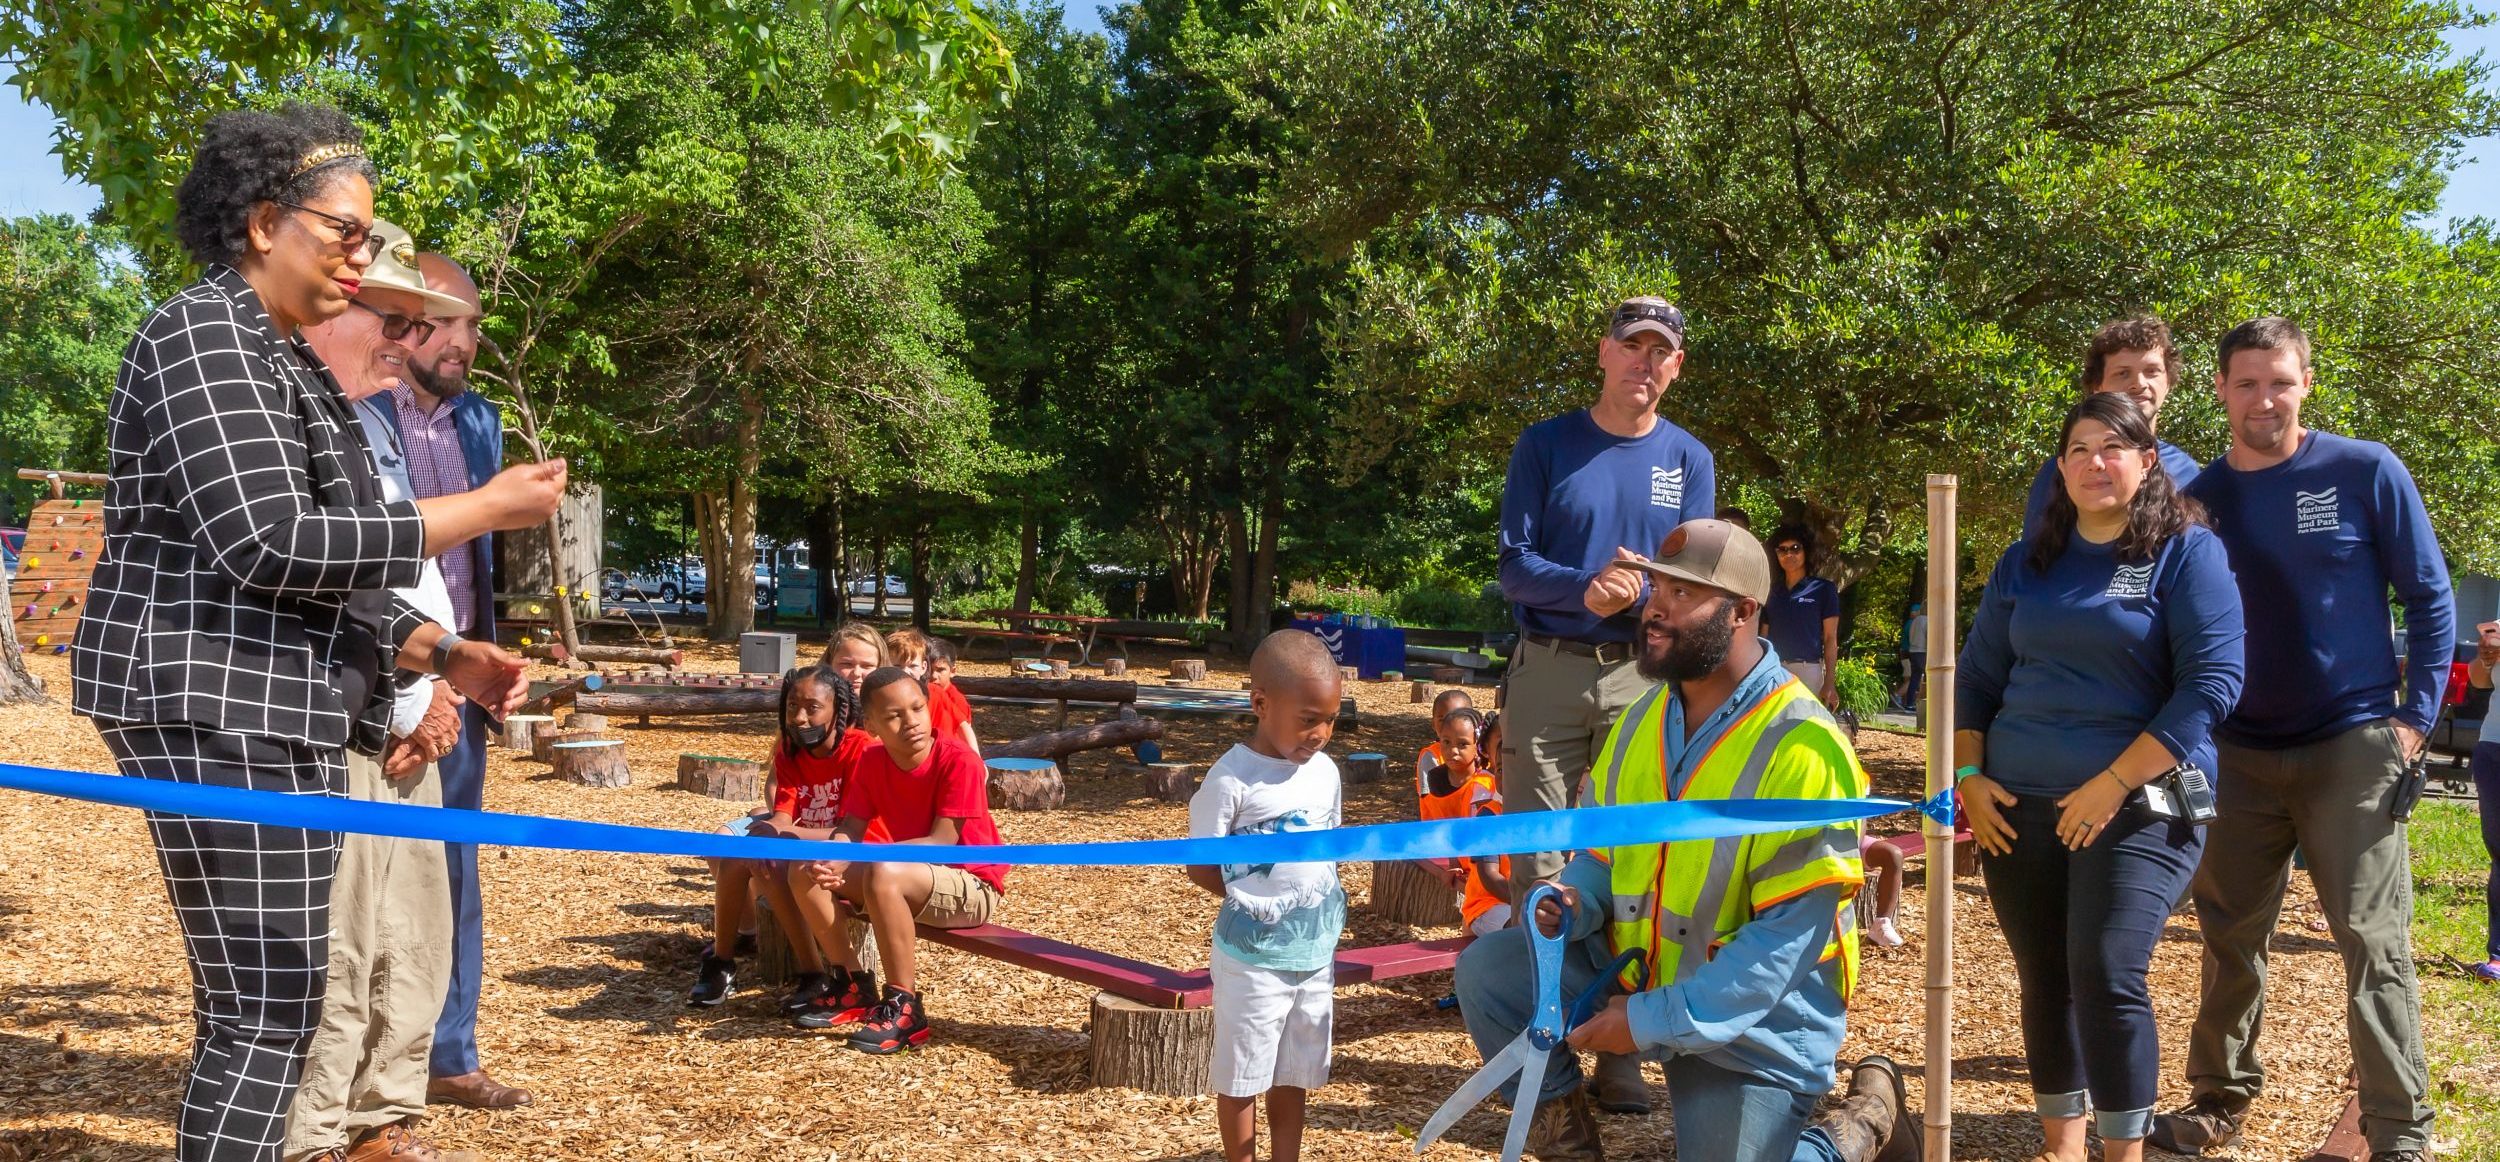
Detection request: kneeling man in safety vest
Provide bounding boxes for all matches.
[1453,519,1917,1162]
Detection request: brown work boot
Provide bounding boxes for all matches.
[426,1070,533,1110]
[1814,1056,1919,1162]
[1589,1050,1652,1114]
[339,1121,481,1162]
[2146,1094,2245,1154]
[1525,1087,1606,1162]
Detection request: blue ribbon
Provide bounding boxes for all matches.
[0,761,1913,866]
[1919,789,1956,827]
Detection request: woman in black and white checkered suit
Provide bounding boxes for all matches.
[69,104,568,1162]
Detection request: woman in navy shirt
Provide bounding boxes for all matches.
[1762,525,1841,706]
[1956,392,2245,1162]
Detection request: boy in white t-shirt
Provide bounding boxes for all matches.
[1186,630,1348,1162]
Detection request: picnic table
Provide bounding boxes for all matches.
[970,608,1123,666]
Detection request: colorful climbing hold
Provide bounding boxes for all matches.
[68,549,84,560]
[24,557,38,568]
[34,635,48,647]
[52,644,66,655]
[555,585,568,597]
[519,636,534,647]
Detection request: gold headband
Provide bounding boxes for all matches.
[286,143,365,181]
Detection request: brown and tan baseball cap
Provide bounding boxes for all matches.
[1609,296,1686,348]
[360,219,477,319]
[1622,518,1771,603]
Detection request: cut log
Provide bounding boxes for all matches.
[1343,752,1389,785]
[567,712,609,734]
[551,738,629,787]
[1370,858,1463,927]
[1430,665,1467,684]
[523,643,683,668]
[536,726,605,764]
[515,674,605,717]
[1410,680,1432,704]
[986,758,1065,811]
[678,754,765,801]
[576,688,775,717]
[1089,991,1214,1096]
[1339,665,1359,682]
[1144,762,1198,803]
[1382,670,1404,682]
[503,714,556,752]
[952,676,1137,704]
[1103,657,1128,677]
[1171,658,1207,683]
[1048,658,1072,679]
[982,716,1165,762]
[752,897,876,989]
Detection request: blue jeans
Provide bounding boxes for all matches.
[1453,927,1845,1162]
[429,701,490,1078]
[1981,795,2201,1140]
[2475,742,2500,961]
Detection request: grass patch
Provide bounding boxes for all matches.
[2409,800,2500,1148]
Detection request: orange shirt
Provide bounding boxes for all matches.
[1417,764,1507,927]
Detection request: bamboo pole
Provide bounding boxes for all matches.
[1923,473,1958,1162]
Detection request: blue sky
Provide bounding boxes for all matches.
[0,4,2490,228]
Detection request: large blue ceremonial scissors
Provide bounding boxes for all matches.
[1413,883,1651,1161]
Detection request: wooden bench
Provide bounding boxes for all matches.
[954,627,1078,661]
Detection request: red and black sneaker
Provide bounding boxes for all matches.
[791,968,879,1030]
[778,971,836,1017]
[845,987,930,1054]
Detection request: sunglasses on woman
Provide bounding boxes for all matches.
[275,200,386,261]
[347,299,438,346]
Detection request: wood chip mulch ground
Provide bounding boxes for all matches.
[0,642,2366,1160]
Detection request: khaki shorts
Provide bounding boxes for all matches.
[915,865,1000,929]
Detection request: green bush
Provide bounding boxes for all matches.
[934,582,1105,621]
[1832,657,1890,719]
[1392,580,1510,632]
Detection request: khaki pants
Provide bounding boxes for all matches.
[284,749,453,1159]
[2187,720,2431,1154]
[1496,635,1657,896]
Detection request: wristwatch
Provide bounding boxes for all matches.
[430,631,466,674]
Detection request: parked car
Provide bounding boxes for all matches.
[753,563,776,610]
[847,574,910,598]
[607,559,700,605]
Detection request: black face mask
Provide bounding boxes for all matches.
[793,723,830,749]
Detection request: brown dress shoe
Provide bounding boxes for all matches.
[340,1121,480,1162]
[426,1070,533,1110]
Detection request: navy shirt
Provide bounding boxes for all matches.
[1499,409,1715,643]
[1956,527,2246,796]
[2185,431,2453,747]
[1763,575,1840,667]
[2022,440,2202,538]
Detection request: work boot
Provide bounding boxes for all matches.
[1589,1051,1651,1114]
[2146,1094,2245,1154]
[340,1121,480,1162]
[1524,1087,1605,1162]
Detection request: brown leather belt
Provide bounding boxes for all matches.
[1521,631,1635,668]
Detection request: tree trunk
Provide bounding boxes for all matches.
[909,511,932,632]
[828,496,848,627]
[676,754,765,801]
[872,528,891,619]
[1170,659,1207,683]
[1088,993,1214,1096]
[951,676,1137,703]
[576,688,776,717]
[1225,506,1253,654]
[981,716,1164,761]
[0,566,44,705]
[537,726,606,764]
[986,762,1066,811]
[1370,859,1463,927]
[1239,453,1287,655]
[551,738,629,787]
[1013,504,1039,615]
[521,643,682,667]
[1144,762,1198,803]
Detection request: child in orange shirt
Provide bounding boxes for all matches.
[1412,707,1512,936]
[923,637,979,753]
[1412,688,1474,792]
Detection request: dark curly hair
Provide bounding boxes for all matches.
[174,103,379,268]
[773,664,860,762]
[2029,392,2207,572]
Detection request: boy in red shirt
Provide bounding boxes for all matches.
[799,667,1008,1052]
[923,637,980,753]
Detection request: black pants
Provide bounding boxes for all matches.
[2475,742,2500,962]
[1981,795,2201,1140]
[100,722,345,1162]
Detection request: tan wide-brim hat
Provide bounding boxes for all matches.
[362,218,476,319]
[1620,518,1772,604]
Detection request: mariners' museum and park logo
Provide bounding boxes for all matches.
[1650,466,1685,509]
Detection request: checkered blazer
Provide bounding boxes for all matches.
[72,265,433,753]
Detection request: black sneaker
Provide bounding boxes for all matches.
[779,971,836,1017]
[845,986,931,1054]
[792,968,879,1030]
[2368,1152,2426,1162]
[689,953,737,1007]
[2147,1094,2245,1154]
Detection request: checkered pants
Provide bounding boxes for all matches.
[99,722,346,1162]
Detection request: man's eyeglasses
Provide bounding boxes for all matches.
[348,299,438,346]
[275,200,385,261]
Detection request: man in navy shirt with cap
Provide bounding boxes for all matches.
[1495,296,1715,1114]
[2153,317,2450,1162]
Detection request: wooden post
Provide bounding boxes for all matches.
[1369,859,1462,927]
[1410,680,1432,704]
[1104,657,1128,678]
[567,712,609,733]
[1088,992,1214,1095]
[537,726,603,765]
[754,896,874,988]
[986,757,1065,811]
[1144,762,1198,803]
[1924,474,1958,1162]
[1171,658,1207,683]
[503,714,555,752]
[677,754,765,800]
[1343,752,1388,785]
[551,738,629,787]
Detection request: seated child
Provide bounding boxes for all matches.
[797,667,1007,1053]
[1186,630,1347,1162]
[822,620,889,688]
[1412,707,1512,936]
[923,637,980,753]
[690,665,865,1008]
[1412,688,1473,792]
[1859,796,1968,947]
[884,626,932,682]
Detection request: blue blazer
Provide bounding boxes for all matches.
[387,390,504,639]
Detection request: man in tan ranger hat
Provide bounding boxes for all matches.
[287,217,491,1162]
[1453,519,1914,1162]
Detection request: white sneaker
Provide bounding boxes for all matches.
[1869,916,1904,947]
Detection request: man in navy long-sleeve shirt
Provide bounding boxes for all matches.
[1493,296,1714,1114]
[2019,315,2203,537]
[2153,317,2449,1162]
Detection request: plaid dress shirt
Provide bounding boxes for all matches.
[390,386,481,633]
[73,265,433,754]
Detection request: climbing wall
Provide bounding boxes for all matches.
[14,496,101,654]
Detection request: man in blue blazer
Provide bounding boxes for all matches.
[397,253,534,1111]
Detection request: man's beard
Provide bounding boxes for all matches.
[409,356,467,398]
[1636,597,1738,683]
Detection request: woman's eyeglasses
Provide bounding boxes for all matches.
[347,299,438,346]
[275,200,385,261]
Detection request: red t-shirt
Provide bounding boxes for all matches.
[928,680,975,741]
[840,735,1007,893]
[772,729,886,839]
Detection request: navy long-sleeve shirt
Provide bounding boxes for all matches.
[1957,526,2246,796]
[2185,431,2453,746]
[2022,440,2202,538]
[1498,409,1715,643]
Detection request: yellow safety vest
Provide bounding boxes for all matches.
[1588,674,1867,1001]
